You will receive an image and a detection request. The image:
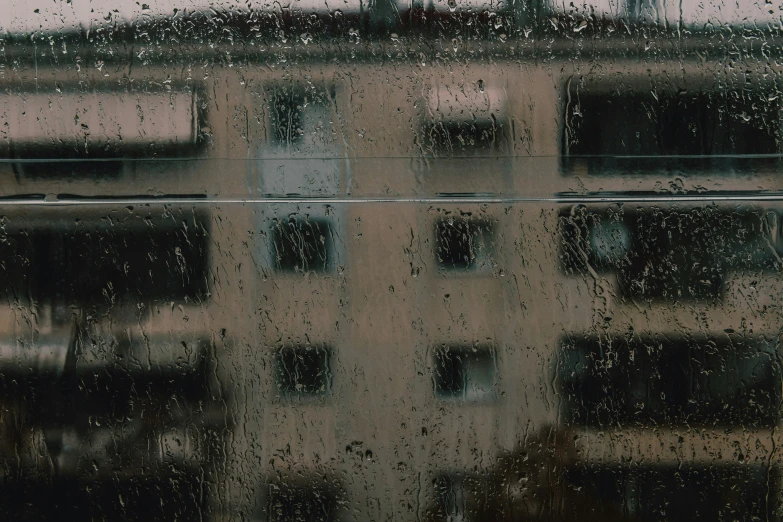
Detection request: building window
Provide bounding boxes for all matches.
[432,474,468,521]
[419,86,508,156]
[563,89,781,159]
[270,88,306,147]
[1,88,202,158]
[430,472,499,521]
[268,84,335,152]
[559,205,783,301]
[567,464,776,521]
[0,213,209,306]
[274,345,333,398]
[270,216,333,273]
[432,344,496,401]
[12,160,126,181]
[268,481,338,522]
[260,84,342,196]
[434,216,494,272]
[555,334,780,428]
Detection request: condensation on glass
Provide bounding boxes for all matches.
[0,1,782,521]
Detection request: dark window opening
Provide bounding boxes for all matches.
[434,217,493,271]
[559,205,781,301]
[567,464,777,522]
[271,89,306,147]
[432,344,496,401]
[268,85,334,149]
[270,216,333,273]
[0,337,212,404]
[430,474,478,522]
[274,345,333,398]
[0,338,217,522]
[0,214,209,306]
[0,474,205,522]
[0,337,216,477]
[555,334,781,428]
[563,90,781,171]
[268,481,338,522]
[12,160,126,181]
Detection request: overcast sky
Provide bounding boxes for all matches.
[1,0,782,33]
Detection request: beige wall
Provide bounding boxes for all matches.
[0,52,782,520]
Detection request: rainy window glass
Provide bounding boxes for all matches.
[4,0,783,520]
[274,344,333,398]
[432,344,496,401]
[434,216,495,271]
[270,215,334,273]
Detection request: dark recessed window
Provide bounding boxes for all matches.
[0,215,209,305]
[559,205,782,301]
[268,482,337,522]
[274,345,333,398]
[12,160,125,180]
[0,474,204,521]
[567,464,776,522]
[556,334,780,428]
[271,89,306,147]
[564,90,780,158]
[430,472,501,521]
[434,217,493,271]
[431,474,471,522]
[433,344,496,401]
[268,85,334,150]
[270,216,333,273]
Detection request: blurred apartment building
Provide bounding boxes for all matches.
[0,2,783,520]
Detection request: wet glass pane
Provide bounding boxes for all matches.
[2,1,783,521]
